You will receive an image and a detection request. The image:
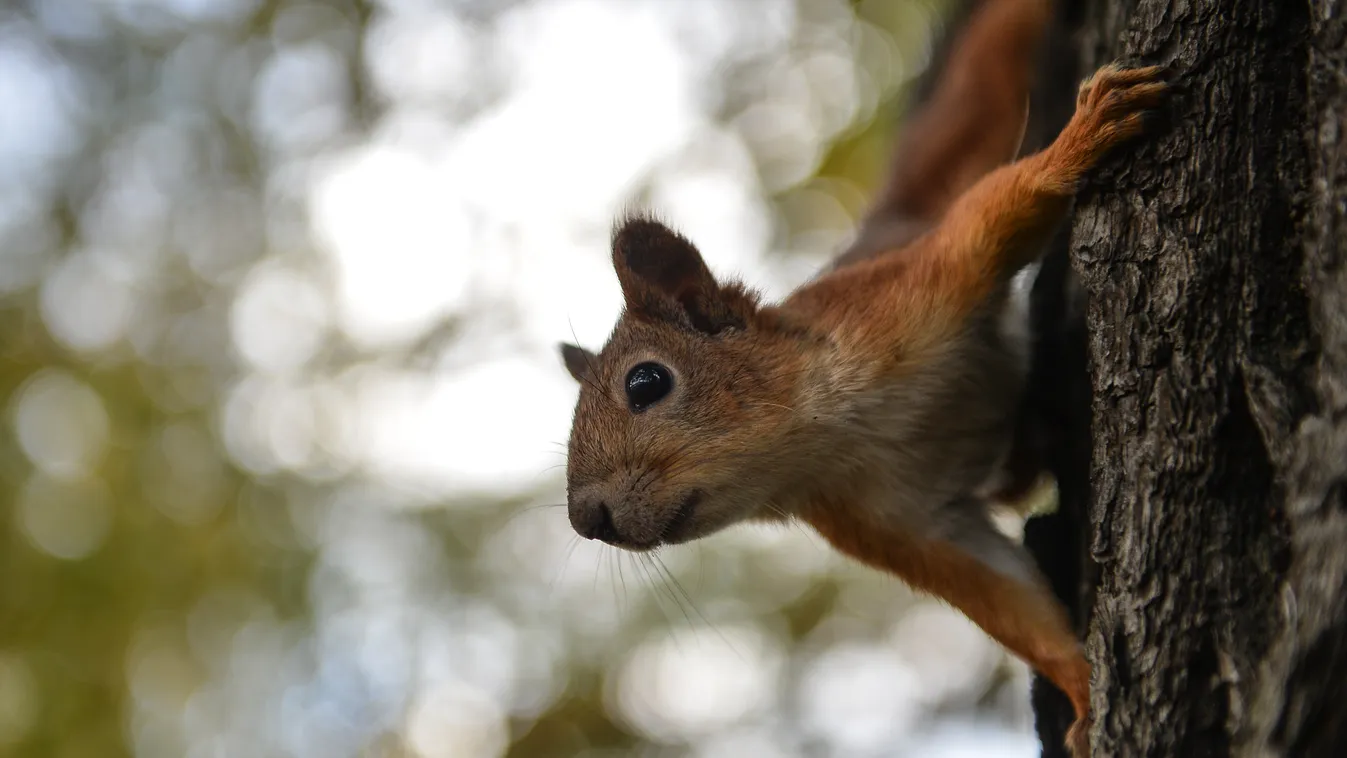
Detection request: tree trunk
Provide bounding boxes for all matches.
[1023,1,1347,756]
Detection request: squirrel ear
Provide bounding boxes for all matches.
[611,216,755,334]
[559,342,598,383]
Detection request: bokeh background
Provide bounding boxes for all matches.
[0,0,1043,756]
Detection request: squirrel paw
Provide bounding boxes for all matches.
[1068,62,1170,153]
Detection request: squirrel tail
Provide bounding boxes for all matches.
[834,0,1052,269]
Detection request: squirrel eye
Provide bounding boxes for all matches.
[624,362,673,411]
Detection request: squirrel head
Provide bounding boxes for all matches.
[559,216,806,552]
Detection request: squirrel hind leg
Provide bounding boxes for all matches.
[1065,714,1092,758]
[927,495,1045,586]
[809,497,1090,753]
[915,499,1091,753]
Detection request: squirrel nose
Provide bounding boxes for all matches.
[570,497,623,544]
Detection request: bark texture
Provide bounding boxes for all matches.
[1023,1,1347,756]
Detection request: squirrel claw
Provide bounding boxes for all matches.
[1045,62,1171,181]
[1073,63,1170,145]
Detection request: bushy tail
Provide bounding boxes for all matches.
[832,0,1052,270]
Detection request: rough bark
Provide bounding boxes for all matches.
[1023,1,1347,756]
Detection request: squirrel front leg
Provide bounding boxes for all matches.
[927,63,1169,315]
[807,497,1092,757]
[806,63,1171,757]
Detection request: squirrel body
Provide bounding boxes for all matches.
[558,2,1169,755]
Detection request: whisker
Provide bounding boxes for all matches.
[648,553,746,663]
[757,503,815,542]
[633,553,681,635]
[607,550,621,611]
[644,553,695,627]
[616,549,630,612]
[697,542,707,593]
[568,321,623,410]
[582,373,621,408]
[644,553,714,650]
[549,534,582,594]
[592,543,603,594]
[501,502,567,528]
[641,553,689,625]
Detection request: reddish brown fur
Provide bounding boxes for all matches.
[877,0,1048,219]
[788,62,1165,757]
[560,5,1168,756]
[806,493,1091,754]
[834,0,1051,269]
[804,493,1090,695]
[799,63,1167,358]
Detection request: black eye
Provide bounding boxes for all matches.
[625,362,673,411]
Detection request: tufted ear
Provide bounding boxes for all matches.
[559,342,598,383]
[611,215,758,334]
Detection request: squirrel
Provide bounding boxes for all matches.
[556,1,1168,755]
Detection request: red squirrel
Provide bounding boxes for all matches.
[557,1,1168,755]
